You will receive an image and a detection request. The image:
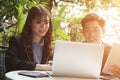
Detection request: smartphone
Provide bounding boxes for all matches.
[18,71,49,78]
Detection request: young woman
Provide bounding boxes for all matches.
[5,5,53,72]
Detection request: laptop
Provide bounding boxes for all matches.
[50,40,105,79]
[103,43,120,75]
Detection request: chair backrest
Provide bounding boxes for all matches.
[0,46,8,80]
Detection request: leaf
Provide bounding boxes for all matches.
[58,5,67,17]
[55,29,70,40]
[16,4,25,34]
[52,17,64,30]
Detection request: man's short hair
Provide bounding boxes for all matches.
[81,13,105,29]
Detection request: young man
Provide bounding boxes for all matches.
[81,13,111,76]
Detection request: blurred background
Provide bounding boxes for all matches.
[1,0,120,46]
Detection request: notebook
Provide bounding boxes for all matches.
[103,43,120,75]
[50,40,105,79]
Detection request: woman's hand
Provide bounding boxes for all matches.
[35,64,52,71]
[109,64,120,78]
[47,60,52,66]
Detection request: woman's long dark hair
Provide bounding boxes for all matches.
[21,5,53,63]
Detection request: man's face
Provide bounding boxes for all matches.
[83,20,104,43]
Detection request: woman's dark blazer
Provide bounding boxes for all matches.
[5,35,50,72]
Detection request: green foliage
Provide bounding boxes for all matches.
[0,0,39,45]
[58,5,67,17]
[40,1,48,6]
[52,2,85,41]
[52,5,70,40]
[1,0,120,46]
[0,26,16,46]
[67,17,84,41]
[16,4,25,34]
[55,29,70,40]
[52,17,64,30]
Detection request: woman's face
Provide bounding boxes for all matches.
[31,15,50,38]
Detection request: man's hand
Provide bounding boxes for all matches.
[109,64,120,78]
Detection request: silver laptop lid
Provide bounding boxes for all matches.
[103,43,120,75]
[52,40,104,78]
